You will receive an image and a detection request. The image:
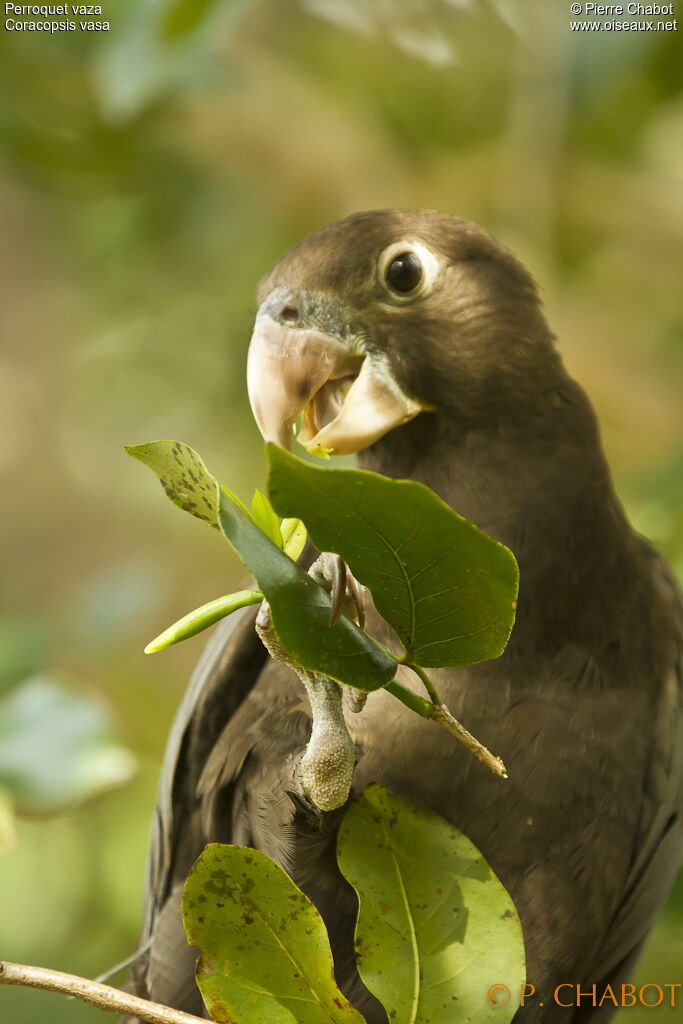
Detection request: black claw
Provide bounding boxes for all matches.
[328,554,347,627]
[346,569,366,630]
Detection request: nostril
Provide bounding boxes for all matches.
[281,305,299,324]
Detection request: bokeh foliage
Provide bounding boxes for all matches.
[0,2,681,1021]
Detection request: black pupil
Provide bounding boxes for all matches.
[386,252,422,293]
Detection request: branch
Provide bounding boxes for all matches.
[385,679,507,779]
[0,961,206,1024]
[430,703,508,778]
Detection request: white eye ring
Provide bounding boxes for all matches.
[378,240,441,304]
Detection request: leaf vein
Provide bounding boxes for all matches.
[383,830,421,1024]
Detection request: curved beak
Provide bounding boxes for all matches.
[247,314,423,455]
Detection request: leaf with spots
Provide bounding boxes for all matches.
[267,444,519,668]
[182,843,366,1024]
[337,784,525,1024]
[126,440,222,528]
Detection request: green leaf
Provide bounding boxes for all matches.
[126,439,395,688]
[337,785,525,1024]
[281,517,308,561]
[0,676,137,815]
[251,489,284,547]
[267,445,519,668]
[218,490,397,691]
[126,440,221,528]
[182,843,365,1024]
[144,589,263,653]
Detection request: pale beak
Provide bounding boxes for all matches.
[247,314,423,455]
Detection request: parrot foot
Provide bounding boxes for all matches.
[308,552,368,714]
[309,552,366,630]
[255,599,356,812]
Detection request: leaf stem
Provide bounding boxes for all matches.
[0,961,206,1024]
[400,661,442,704]
[385,679,433,718]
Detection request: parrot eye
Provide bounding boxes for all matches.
[378,240,440,303]
[385,252,422,294]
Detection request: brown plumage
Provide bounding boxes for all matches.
[128,211,683,1023]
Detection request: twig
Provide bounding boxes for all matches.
[385,680,507,779]
[0,961,206,1024]
[430,704,508,778]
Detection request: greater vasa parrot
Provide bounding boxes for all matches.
[126,210,682,1023]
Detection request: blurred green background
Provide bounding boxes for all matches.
[0,1,681,1020]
